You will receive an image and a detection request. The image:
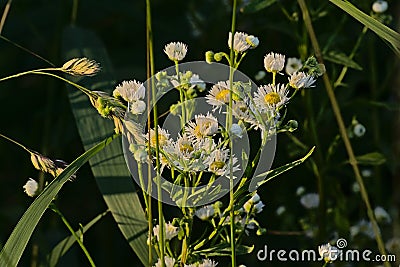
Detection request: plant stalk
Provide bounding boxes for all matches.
[297,1,389,266]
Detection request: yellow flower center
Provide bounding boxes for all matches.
[210,161,225,171]
[264,92,281,105]
[151,133,167,147]
[216,89,230,103]
[179,142,194,153]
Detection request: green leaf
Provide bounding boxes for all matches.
[354,152,386,166]
[47,210,109,267]
[330,0,400,57]
[255,146,315,188]
[62,26,153,265]
[0,135,117,267]
[323,51,362,70]
[240,0,277,13]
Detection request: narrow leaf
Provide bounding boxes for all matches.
[255,146,315,188]
[354,152,386,166]
[47,210,109,267]
[330,0,400,57]
[0,135,117,267]
[323,51,362,70]
[62,25,153,265]
[240,0,277,13]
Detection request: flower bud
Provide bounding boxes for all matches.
[205,51,215,64]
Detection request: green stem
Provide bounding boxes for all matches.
[175,61,186,131]
[0,68,59,83]
[146,0,165,266]
[50,203,96,267]
[228,1,238,266]
[297,1,389,266]
[71,0,78,25]
[0,133,31,153]
[334,26,368,88]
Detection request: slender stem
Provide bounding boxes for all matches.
[297,1,389,266]
[0,68,60,83]
[146,0,165,266]
[334,26,368,88]
[228,1,238,266]
[0,0,12,34]
[50,204,96,267]
[0,35,55,67]
[0,133,31,153]
[71,0,79,25]
[175,61,186,131]
[137,163,149,212]
[145,0,153,265]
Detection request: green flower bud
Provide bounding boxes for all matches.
[214,52,224,62]
[205,51,215,64]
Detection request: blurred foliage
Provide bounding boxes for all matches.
[0,0,398,266]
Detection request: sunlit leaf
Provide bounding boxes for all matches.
[0,135,117,267]
[330,0,400,57]
[62,25,153,265]
[354,152,386,166]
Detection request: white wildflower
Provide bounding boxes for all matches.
[255,70,266,81]
[228,32,251,53]
[23,178,39,197]
[353,123,366,137]
[288,71,316,89]
[374,206,391,223]
[318,243,339,263]
[264,52,285,73]
[300,193,319,209]
[196,205,215,220]
[296,186,305,196]
[153,222,178,241]
[350,219,375,239]
[285,57,303,75]
[206,81,232,111]
[187,113,219,139]
[199,258,218,267]
[245,35,259,48]
[254,84,289,111]
[154,256,176,267]
[164,42,188,61]
[113,80,145,102]
[385,237,400,253]
[205,147,240,176]
[361,169,372,178]
[147,127,170,148]
[372,0,388,13]
[276,206,286,216]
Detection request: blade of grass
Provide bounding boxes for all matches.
[62,25,153,265]
[0,134,117,267]
[329,0,400,57]
[47,210,109,267]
